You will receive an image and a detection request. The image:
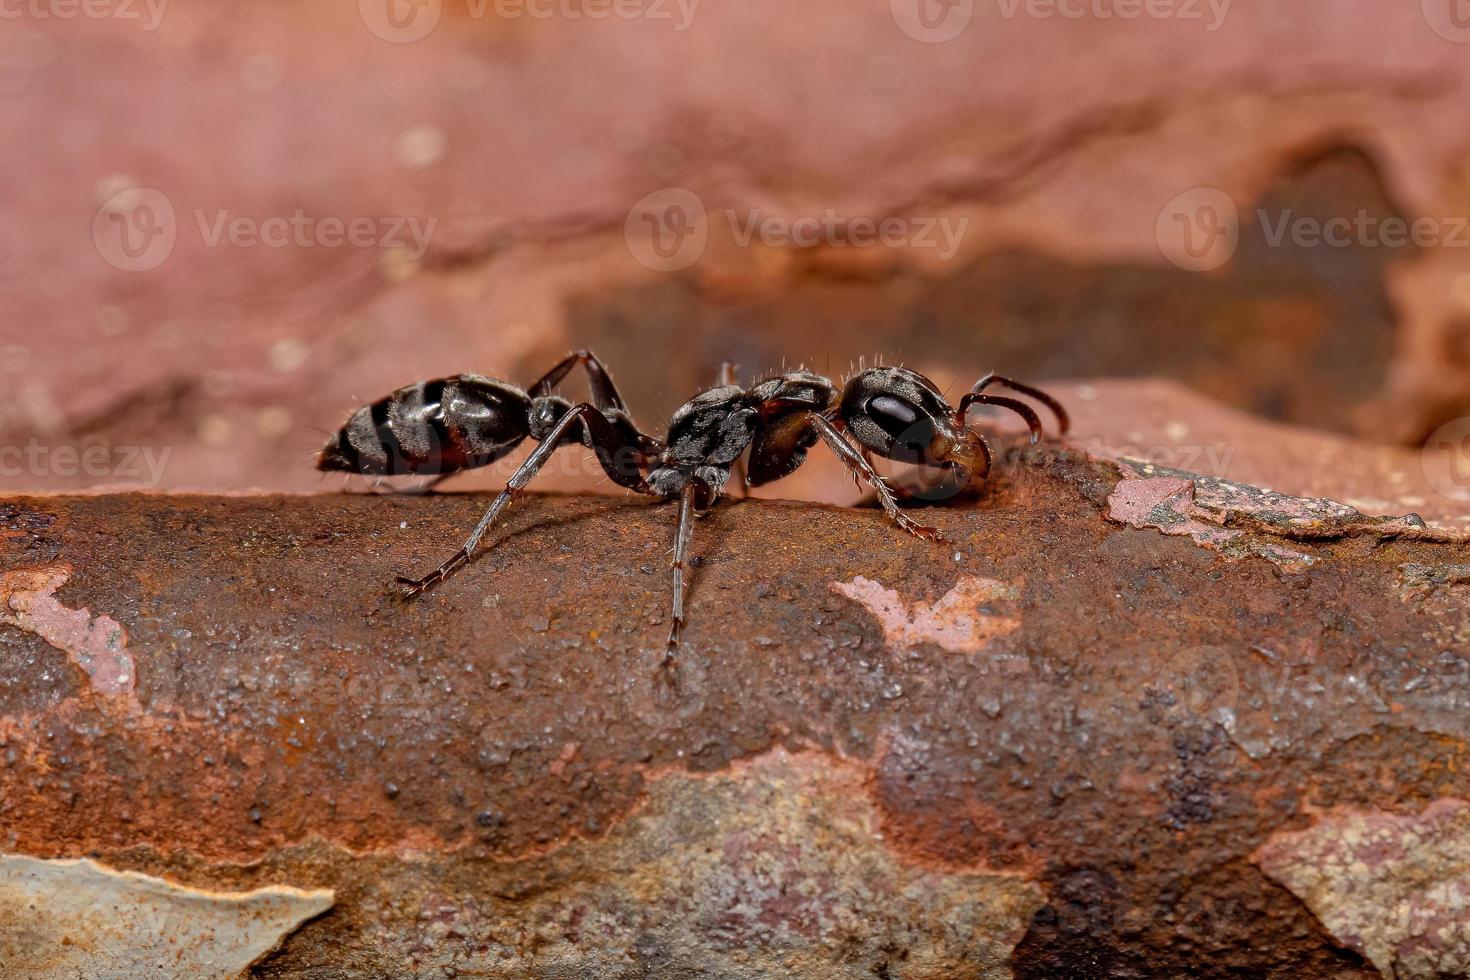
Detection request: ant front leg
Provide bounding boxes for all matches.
[808,414,943,542]
[397,404,653,597]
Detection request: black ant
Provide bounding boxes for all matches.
[319,352,1068,666]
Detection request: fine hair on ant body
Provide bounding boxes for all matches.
[319,351,1068,668]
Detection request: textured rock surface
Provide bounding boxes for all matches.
[0,854,331,979]
[2,433,1468,975]
[1256,800,1470,980]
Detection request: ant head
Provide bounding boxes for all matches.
[839,366,992,495]
[840,366,969,460]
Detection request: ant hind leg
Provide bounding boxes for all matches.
[529,350,630,413]
[397,404,652,597]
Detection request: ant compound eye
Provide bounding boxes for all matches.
[865,395,934,451]
[865,395,918,437]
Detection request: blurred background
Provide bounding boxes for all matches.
[5,0,1470,522]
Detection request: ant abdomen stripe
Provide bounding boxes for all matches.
[338,402,393,475]
[335,375,533,476]
[385,380,451,473]
[441,375,534,468]
[370,397,407,473]
[421,379,454,462]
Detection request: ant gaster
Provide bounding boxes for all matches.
[320,352,1068,665]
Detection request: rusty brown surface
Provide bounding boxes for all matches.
[2,436,1469,977]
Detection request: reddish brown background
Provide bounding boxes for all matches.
[4,1,1470,507]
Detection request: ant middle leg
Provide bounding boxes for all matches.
[397,404,653,597]
[808,414,942,542]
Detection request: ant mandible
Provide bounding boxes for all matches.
[319,352,1068,666]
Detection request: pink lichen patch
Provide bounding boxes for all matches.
[1106,472,1331,569]
[1106,458,1445,549]
[831,575,1021,653]
[1254,799,1470,979]
[0,564,136,697]
[1106,475,1244,548]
